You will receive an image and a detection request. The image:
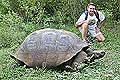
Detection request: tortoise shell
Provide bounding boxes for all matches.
[12,29,88,68]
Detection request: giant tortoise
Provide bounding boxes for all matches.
[10,28,105,71]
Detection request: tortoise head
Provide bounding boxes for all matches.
[93,50,106,59]
[89,50,106,62]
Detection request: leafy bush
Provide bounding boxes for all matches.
[1,0,120,25]
[0,11,75,48]
[1,0,82,25]
[0,12,26,48]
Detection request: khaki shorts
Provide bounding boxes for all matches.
[78,27,101,37]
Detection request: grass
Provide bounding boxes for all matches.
[0,24,120,80]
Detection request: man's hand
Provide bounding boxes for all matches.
[96,27,100,33]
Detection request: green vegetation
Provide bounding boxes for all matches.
[0,0,120,80]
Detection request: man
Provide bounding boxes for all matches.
[75,3,105,42]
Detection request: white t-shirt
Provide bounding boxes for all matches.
[76,11,105,30]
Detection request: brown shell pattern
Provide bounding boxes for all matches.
[13,29,88,68]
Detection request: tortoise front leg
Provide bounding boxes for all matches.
[71,51,89,70]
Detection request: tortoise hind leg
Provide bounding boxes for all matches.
[10,55,25,69]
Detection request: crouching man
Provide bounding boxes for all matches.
[75,3,105,42]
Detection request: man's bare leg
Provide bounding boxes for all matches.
[96,33,105,42]
[81,23,88,41]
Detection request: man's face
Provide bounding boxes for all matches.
[87,5,96,14]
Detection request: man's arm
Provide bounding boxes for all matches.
[76,20,90,27]
[75,13,88,27]
[97,11,106,29]
[97,19,105,29]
